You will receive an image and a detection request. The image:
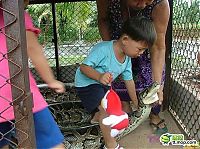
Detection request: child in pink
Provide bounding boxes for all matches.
[0,4,65,149]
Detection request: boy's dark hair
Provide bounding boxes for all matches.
[121,16,157,48]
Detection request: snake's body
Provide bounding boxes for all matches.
[39,82,160,149]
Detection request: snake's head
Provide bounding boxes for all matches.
[139,82,160,105]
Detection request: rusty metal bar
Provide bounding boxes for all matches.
[163,0,173,110]
[2,0,36,148]
[52,2,60,80]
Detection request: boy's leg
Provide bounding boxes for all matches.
[33,107,65,149]
[76,84,120,148]
[121,101,132,113]
[91,111,100,124]
[50,143,65,149]
[98,106,118,148]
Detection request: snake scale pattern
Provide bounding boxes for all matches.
[39,82,159,149]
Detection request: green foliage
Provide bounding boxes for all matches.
[83,27,101,42]
[27,2,100,44]
[173,0,200,29]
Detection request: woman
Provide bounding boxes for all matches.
[96,0,170,135]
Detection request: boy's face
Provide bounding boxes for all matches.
[122,36,148,58]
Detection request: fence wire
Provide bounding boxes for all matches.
[169,0,200,141]
[28,0,200,146]
[1,0,199,148]
[27,2,103,148]
[27,1,100,83]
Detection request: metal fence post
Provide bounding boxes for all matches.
[2,0,36,147]
[163,0,173,110]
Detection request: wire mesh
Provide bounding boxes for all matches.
[169,0,200,141]
[38,84,102,148]
[2,0,198,147]
[27,1,100,83]
[27,0,200,146]
[27,1,103,148]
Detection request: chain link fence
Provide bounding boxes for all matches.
[28,0,200,146]
[27,1,103,148]
[168,0,200,141]
[1,0,200,148]
[27,1,100,83]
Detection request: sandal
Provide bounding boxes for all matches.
[150,119,168,135]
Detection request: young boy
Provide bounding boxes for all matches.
[75,16,156,149]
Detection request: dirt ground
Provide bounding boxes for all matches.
[118,110,186,149]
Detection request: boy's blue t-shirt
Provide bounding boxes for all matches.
[75,40,133,87]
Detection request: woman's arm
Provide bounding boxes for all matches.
[96,0,111,40]
[150,0,170,104]
[151,0,170,84]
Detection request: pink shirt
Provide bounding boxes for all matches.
[0,9,48,123]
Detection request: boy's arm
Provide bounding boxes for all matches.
[124,79,139,110]
[80,64,112,85]
[26,31,65,93]
[80,64,101,82]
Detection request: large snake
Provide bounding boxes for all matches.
[116,81,160,140]
[39,82,160,148]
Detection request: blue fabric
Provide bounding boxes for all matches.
[151,104,161,115]
[0,121,13,147]
[0,108,64,149]
[75,40,132,87]
[76,84,110,113]
[34,108,64,149]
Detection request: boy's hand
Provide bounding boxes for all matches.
[99,72,113,85]
[48,80,65,93]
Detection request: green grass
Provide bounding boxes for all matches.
[48,55,86,66]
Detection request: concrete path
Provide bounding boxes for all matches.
[119,110,184,149]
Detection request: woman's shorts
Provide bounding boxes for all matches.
[0,107,64,148]
[76,84,110,113]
